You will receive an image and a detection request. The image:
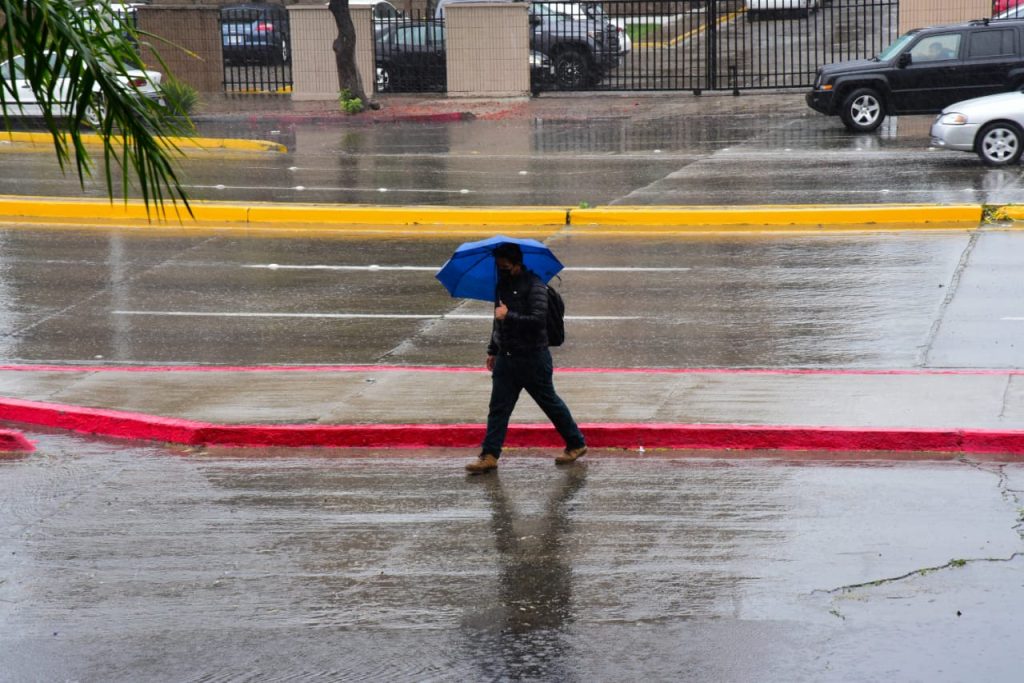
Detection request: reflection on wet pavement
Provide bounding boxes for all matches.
[1,431,1022,680]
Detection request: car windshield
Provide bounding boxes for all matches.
[876,32,917,61]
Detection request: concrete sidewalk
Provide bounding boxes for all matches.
[2,365,1024,454]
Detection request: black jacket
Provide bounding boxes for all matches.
[488,269,549,355]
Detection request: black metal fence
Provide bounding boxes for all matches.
[374,12,448,93]
[220,4,293,95]
[374,0,901,94]
[601,0,900,92]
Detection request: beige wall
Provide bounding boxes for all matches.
[445,3,530,97]
[136,5,224,93]
[899,0,993,31]
[289,5,375,102]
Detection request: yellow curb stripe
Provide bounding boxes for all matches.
[246,205,568,227]
[568,204,983,226]
[0,196,995,232]
[998,205,1024,221]
[0,131,286,153]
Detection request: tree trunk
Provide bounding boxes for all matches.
[327,0,374,106]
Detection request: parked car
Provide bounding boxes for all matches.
[350,0,407,38]
[0,51,163,121]
[221,2,288,66]
[374,21,555,94]
[807,19,1024,132]
[930,90,1024,167]
[746,0,821,21]
[434,0,629,90]
[995,0,1024,14]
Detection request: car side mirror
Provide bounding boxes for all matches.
[898,52,912,68]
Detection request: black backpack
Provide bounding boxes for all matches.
[546,283,565,347]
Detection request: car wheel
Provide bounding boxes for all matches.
[840,87,885,132]
[976,121,1023,167]
[376,65,392,93]
[554,49,590,91]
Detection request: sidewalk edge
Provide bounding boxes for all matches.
[3,396,1024,455]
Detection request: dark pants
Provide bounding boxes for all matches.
[482,348,585,458]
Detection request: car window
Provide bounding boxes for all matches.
[393,26,425,47]
[967,29,1016,58]
[877,32,916,61]
[910,34,961,62]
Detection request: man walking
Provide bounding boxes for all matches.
[466,243,587,474]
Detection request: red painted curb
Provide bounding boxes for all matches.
[0,428,34,452]
[2,364,1022,376]
[3,396,1024,455]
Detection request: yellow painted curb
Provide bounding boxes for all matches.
[0,196,246,223]
[568,204,983,226]
[246,204,569,227]
[0,196,994,232]
[998,205,1024,221]
[0,131,286,153]
[0,197,569,227]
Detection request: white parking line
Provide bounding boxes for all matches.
[113,311,641,321]
[1002,317,1024,321]
[244,264,691,273]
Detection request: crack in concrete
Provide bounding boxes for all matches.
[813,552,1024,596]
[917,231,979,367]
[814,458,1024,597]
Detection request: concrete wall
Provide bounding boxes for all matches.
[136,5,224,93]
[445,3,530,97]
[289,5,374,102]
[899,0,993,31]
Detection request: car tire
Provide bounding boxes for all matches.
[840,87,885,132]
[376,65,392,93]
[554,49,590,91]
[976,121,1024,167]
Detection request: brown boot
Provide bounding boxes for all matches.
[466,453,499,474]
[555,446,588,465]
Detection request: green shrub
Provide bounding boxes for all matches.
[160,78,199,117]
[338,88,365,115]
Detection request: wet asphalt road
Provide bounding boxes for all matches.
[3,94,1024,206]
[0,227,1022,368]
[1,430,1022,681]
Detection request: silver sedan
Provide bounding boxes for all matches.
[930,90,1024,167]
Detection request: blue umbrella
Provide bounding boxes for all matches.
[435,235,564,303]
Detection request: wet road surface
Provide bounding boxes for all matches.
[0,226,1021,368]
[3,95,1024,206]
[1,430,1021,681]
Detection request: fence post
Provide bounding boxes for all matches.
[446,3,530,97]
[704,0,718,93]
[288,4,374,102]
[135,4,224,94]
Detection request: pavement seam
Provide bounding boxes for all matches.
[917,230,980,367]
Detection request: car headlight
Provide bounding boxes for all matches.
[939,112,969,125]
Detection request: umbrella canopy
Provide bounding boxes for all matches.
[435,235,564,302]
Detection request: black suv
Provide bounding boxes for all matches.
[807,18,1024,132]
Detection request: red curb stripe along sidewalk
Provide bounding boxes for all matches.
[2,364,1022,377]
[0,428,34,452]
[2,396,1024,455]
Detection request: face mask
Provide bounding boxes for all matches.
[498,267,514,280]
